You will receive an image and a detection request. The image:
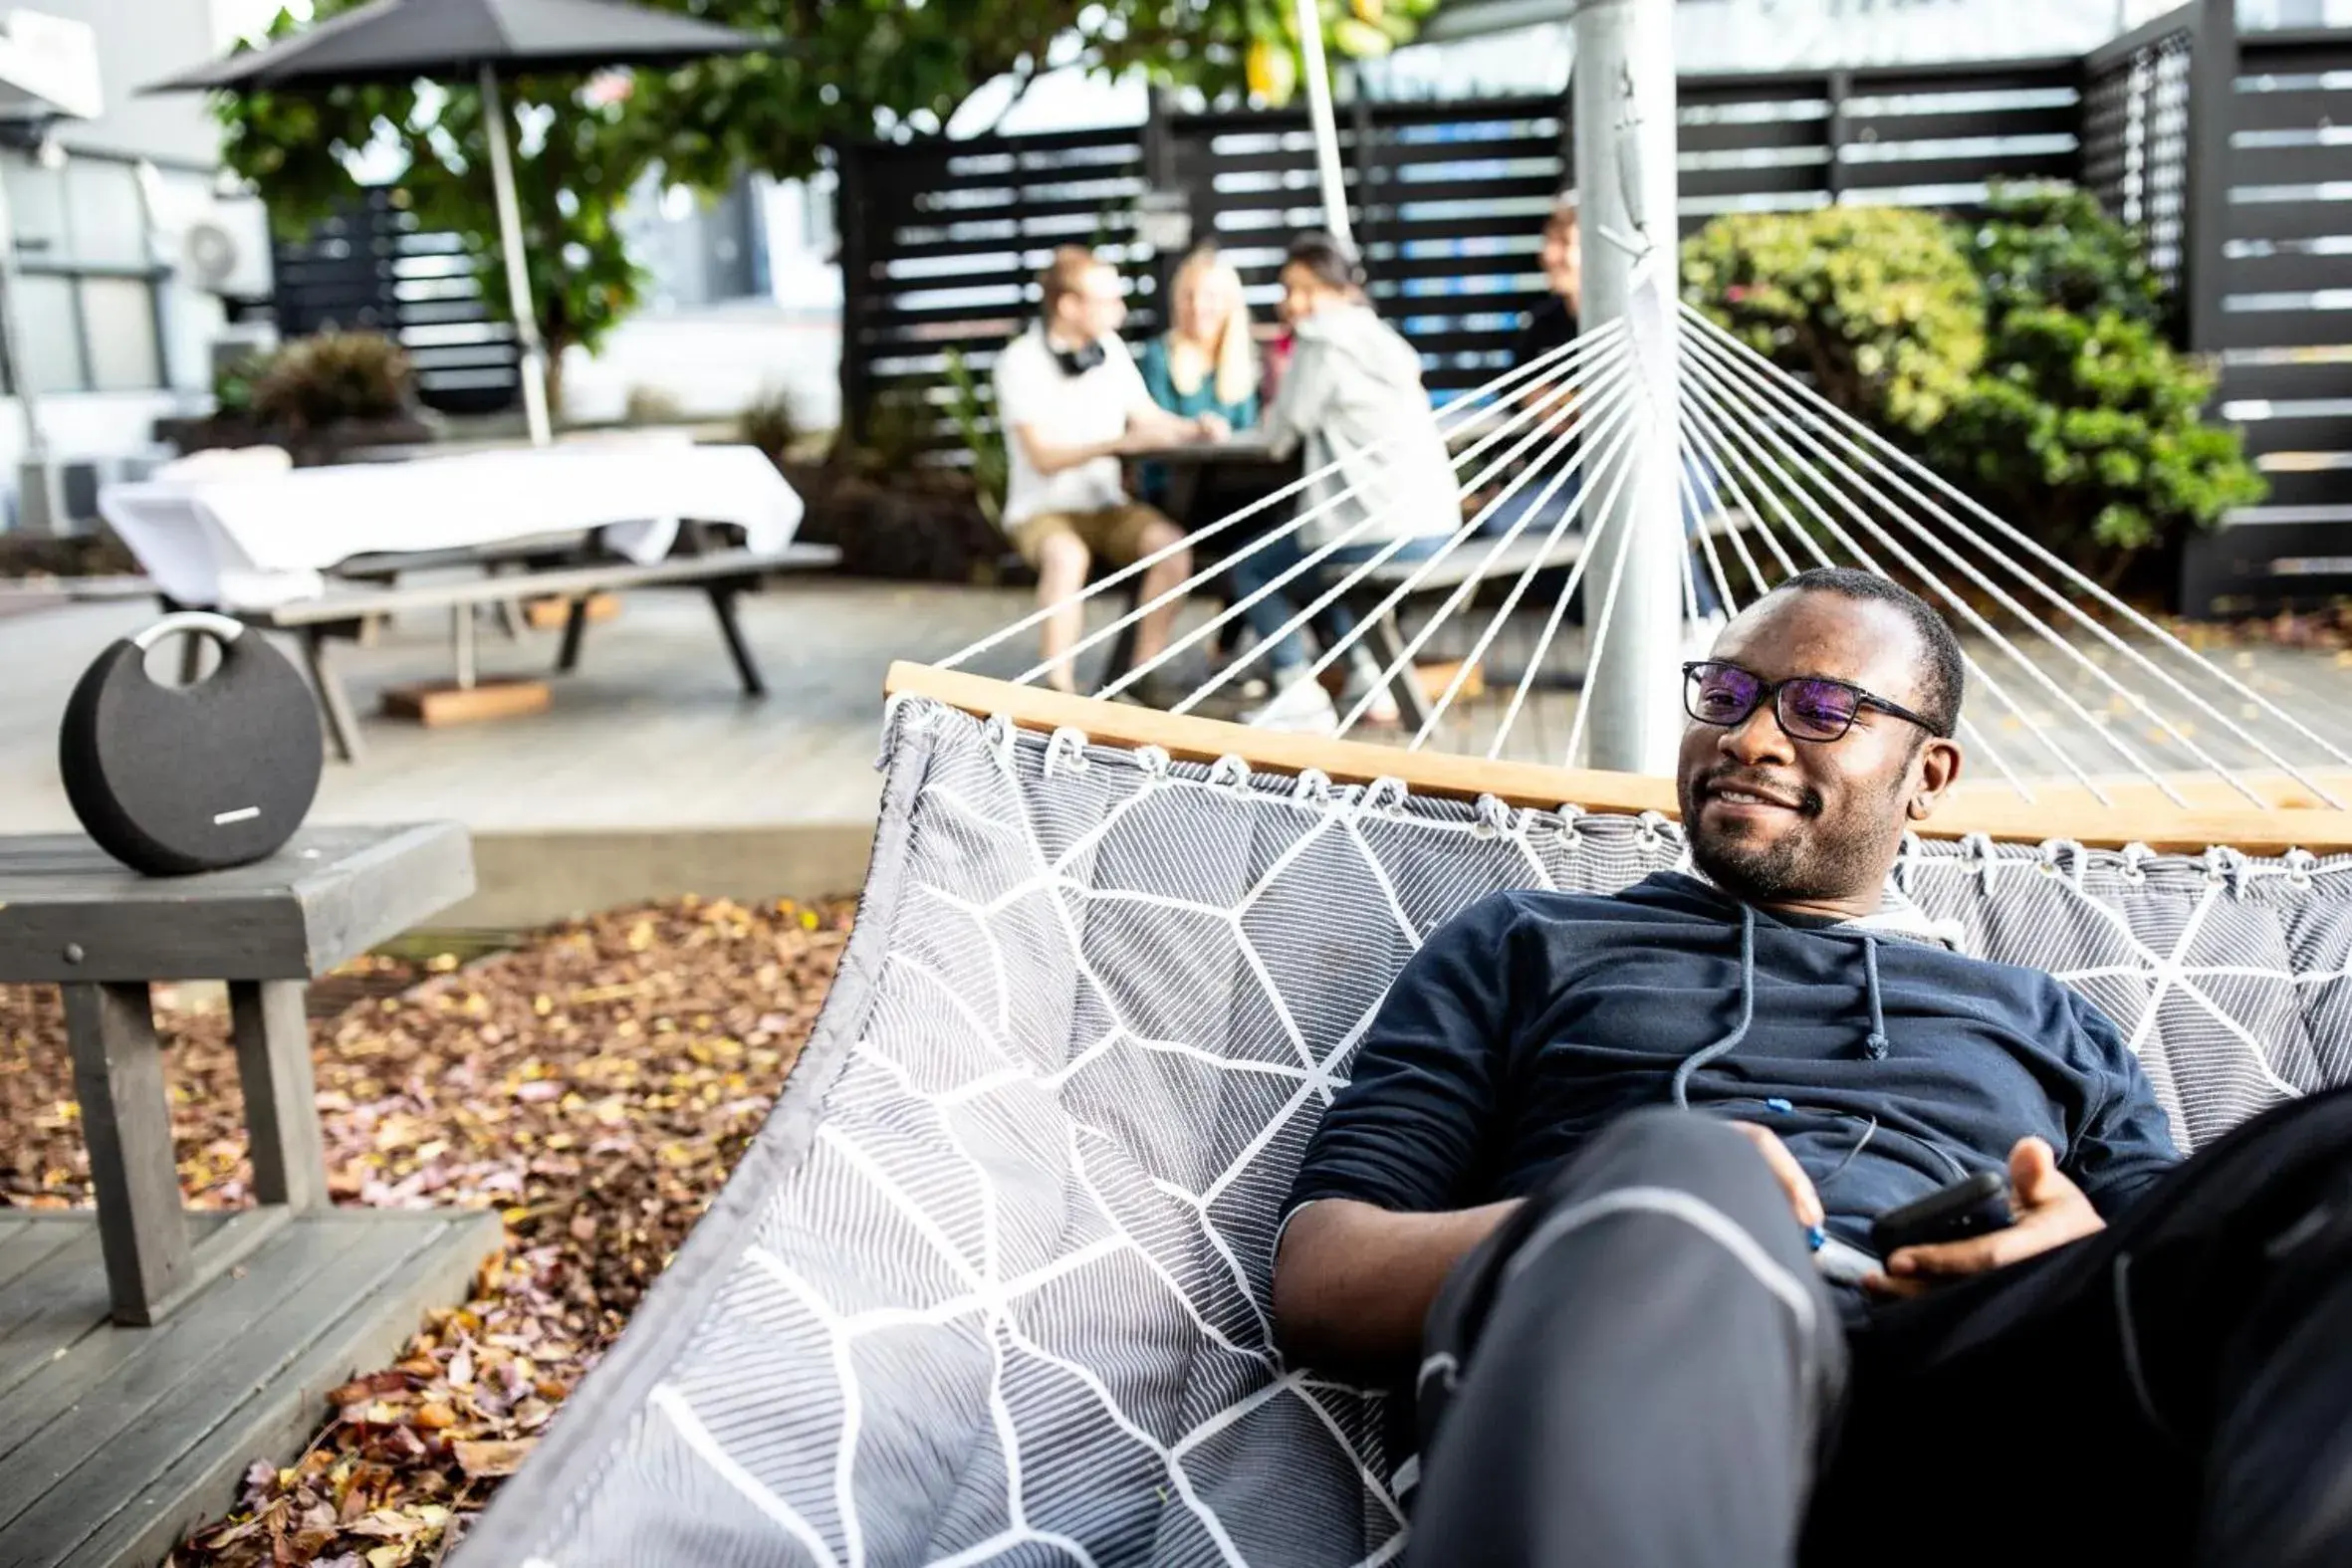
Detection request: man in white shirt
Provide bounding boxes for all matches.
[994,247,1219,699]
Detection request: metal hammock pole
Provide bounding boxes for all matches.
[1295,0,1356,252]
[1573,0,1683,773]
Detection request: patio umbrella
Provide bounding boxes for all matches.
[144,0,778,445]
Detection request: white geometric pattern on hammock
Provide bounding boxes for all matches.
[501,706,2352,1567]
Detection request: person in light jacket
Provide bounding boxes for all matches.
[1230,232,1459,732]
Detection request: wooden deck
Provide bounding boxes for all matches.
[0,1207,500,1568]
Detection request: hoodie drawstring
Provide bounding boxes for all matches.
[1672,902,1756,1109]
[1672,907,1894,1108]
[1860,934,1890,1059]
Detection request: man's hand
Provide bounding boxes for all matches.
[1195,411,1232,443]
[1726,1122,1824,1232]
[1866,1137,2102,1299]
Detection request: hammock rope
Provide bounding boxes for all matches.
[941,327,1617,679]
[1682,326,2234,808]
[1674,329,2140,804]
[1678,304,2352,807]
[1103,332,1639,707]
[933,298,2351,821]
[1669,345,2041,801]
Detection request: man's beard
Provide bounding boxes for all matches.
[1679,768,1898,906]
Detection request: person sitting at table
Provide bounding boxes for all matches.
[1139,244,1276,679]
[1139,245,1259,451]
[994,246,1218,702]
[1232,231,1459,733]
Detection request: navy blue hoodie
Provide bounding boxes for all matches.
[1288,872,2181,1245]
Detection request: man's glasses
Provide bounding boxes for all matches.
[1682,660,1947,744]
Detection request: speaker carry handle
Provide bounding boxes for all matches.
[131,610,245,654]
[132,611,245,685]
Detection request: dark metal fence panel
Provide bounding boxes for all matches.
[2082,6,2196,294]
[834,126,1153,447]
[2180,19,2352,612]
[270,188,522,417]
[836,64,2104,436]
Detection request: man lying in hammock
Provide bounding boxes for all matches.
[1273,565,2352,1568]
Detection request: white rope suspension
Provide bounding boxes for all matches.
[1403,391,1655,749]
[1308,367,1650,735]
[1563,427,1652,770]
[1113,337,1642,709]
[1671,434,1743,617]
[939,326,1619,676]
[1681,325,2239,809]
[1681,329,2259,808]
[1286,358,1652,730]
[928,281,2349,821]
[1071,330,1634,697]
[1673,334,2068,802]
[1679,304,2351,809]
[1670,360,2039,802]
[1485,393,1654,761]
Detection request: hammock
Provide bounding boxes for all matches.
[456,105,2352,1562]
[459,705,2352,1566]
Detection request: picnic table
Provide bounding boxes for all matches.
[0,824,500,1567]
[100,444,839,761]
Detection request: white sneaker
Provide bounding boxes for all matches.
[1241,672,1339,734]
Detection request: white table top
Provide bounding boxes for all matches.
[100,443,806,611]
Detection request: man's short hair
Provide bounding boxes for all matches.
[1548,190,1578,229]
[1774,566,1964,738]
[1040,245,1109,315]
[1284,231,1365,293]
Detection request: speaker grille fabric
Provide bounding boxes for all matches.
[460,701,2352,1568]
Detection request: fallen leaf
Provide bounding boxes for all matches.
[453,1438,538,1478]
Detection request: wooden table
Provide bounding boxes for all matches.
[0,823,500,1567]
[1124,431,1294,525]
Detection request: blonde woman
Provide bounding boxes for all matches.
[1139,246,1260,439]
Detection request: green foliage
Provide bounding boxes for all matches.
[1928,186,2264,565]
[249,331,414,429]
[211,0,1456,425]
[616,0,1450,190]
[1683,190,2265,579]
[1960,182,2167,328]
[1682,206,1987,434]
[211,350,267,416]
[215,3,651,409]
[942,347,1007,527]
[737,388,801,466]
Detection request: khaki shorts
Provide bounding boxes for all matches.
[1009,503,1170,569]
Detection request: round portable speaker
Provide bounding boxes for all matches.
[59,612,324,876]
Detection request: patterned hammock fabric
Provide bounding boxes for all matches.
[460,698,2352,1568]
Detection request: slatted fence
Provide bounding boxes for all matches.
[838,59,2091,440]
[2180,24,2352,612]
[270,189,523,417]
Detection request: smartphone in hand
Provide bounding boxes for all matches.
[1870,1170,2011,1256]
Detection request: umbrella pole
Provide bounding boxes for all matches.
[1294,0,1353,254]
[477,65,553,446]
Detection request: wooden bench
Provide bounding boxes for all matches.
[239,541,842,763]
[1340,531,1591,730]
[0,824,501,1567]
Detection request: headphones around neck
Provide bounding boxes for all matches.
[1050,337,1107,377]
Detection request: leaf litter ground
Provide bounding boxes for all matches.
[0,894,851,1567]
